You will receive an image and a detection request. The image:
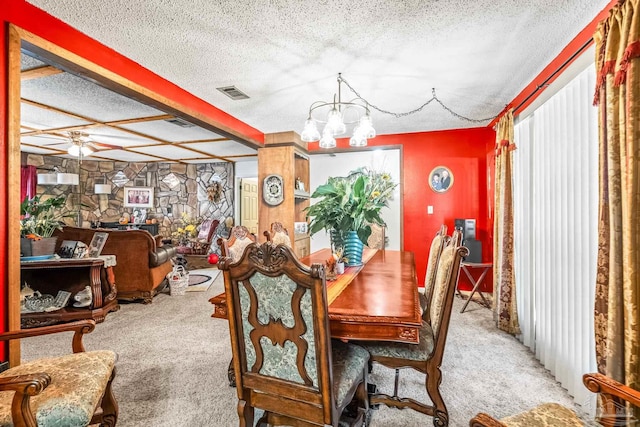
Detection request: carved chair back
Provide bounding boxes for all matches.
[423,224,448,321]
[428,229,467,360]
[367,223,386,250]
[197,218,219,241]
[219,242,340,425]
[223,226,257,262]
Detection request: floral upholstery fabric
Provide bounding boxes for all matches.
[429,244,455,335]
[331,341,369,407]
[229,237,253,262]
[358,322,434,361]
[272,231,291,248]
[424,233,444,306]
[501,403,587,426]
[240,272,317,386]
[0,350,116,426]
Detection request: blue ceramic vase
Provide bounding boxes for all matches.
[343,231,364,266]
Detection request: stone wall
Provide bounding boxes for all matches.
[26,154,234,238]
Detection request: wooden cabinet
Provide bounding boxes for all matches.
[20,258,119,328]
[258,132,310,255]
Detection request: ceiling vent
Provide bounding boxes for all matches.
[165,117,195,128]
[216,86,250,100]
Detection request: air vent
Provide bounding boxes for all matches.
[165,117,195,128]
[216,86,250,100]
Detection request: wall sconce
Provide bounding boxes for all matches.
[37,171,79,185]
[94,183,112,194]
[56,173,80,185]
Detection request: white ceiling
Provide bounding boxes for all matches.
[23,0,610,160]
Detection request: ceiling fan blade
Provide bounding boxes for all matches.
[89,141,123,150]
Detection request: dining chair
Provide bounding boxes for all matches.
[263,221,292,248]
[222,225,257,262]
[219,241,370,426]
[0,320,118,426]
[357,229,467,427]
[470,372,640,427]
[366,223,386,250]
[421,224,448,320]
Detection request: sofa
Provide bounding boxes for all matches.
[54,226,177,303]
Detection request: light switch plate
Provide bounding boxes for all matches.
[427,205,434,214]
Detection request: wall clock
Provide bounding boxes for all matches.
[263,174,284,206]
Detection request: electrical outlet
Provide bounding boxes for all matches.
[427,205,434,214]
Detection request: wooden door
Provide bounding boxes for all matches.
[240,178,259,234]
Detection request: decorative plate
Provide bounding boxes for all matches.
[263,174,284,206]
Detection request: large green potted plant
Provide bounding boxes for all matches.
[20,195,67,257]
[306,168,397,265]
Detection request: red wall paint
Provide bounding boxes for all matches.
[310,127,496,291]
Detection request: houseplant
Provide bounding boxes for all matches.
[306,167,397,265]
[20,195,67,257]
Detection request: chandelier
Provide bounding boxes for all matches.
[301,73,375,148]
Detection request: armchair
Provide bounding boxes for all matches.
[0,320,118,426]
[470,373,640,427]
[263,221,292,248]
[219,241,370,426]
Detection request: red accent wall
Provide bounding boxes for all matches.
[309,127,496,291]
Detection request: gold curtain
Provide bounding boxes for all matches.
[492,110,520,335]
[593,0,640,407]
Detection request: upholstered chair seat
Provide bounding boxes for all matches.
[0,350,116,426]
[0,320,118,427]
[470,373,638,427]
[359,321,434,362]
[497,403,586,426]
[331,340,370,406]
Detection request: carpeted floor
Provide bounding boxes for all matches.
[21,274,586,426]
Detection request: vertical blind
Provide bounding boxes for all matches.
[513,65,598,405]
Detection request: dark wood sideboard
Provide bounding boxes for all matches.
[20,258,119,328]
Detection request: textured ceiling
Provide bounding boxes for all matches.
[24,0,610,150]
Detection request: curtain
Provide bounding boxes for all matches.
[493,110,520,335]
[513,64,599,404]
[593,0,640,404]
[20,165,37,202]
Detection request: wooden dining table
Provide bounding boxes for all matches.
[210,247,422,344]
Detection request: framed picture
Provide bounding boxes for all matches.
[124,186,154,208]
[58,240,78,258]
[294,222,308,235]
[88,232,109,258]
[428,166,454,193]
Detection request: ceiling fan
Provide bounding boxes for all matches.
[65,131,122,157]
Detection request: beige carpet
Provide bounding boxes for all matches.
[21,274,585,426]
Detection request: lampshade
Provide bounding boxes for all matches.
[318,127,336,149]
[57,173,79,185]
[37,173,58,185]
[94,183,112,194]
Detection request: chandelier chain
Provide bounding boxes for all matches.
[338,76,499,123]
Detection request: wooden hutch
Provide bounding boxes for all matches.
[258,131,310,258]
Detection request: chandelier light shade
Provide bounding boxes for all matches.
[301,73,375,147]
